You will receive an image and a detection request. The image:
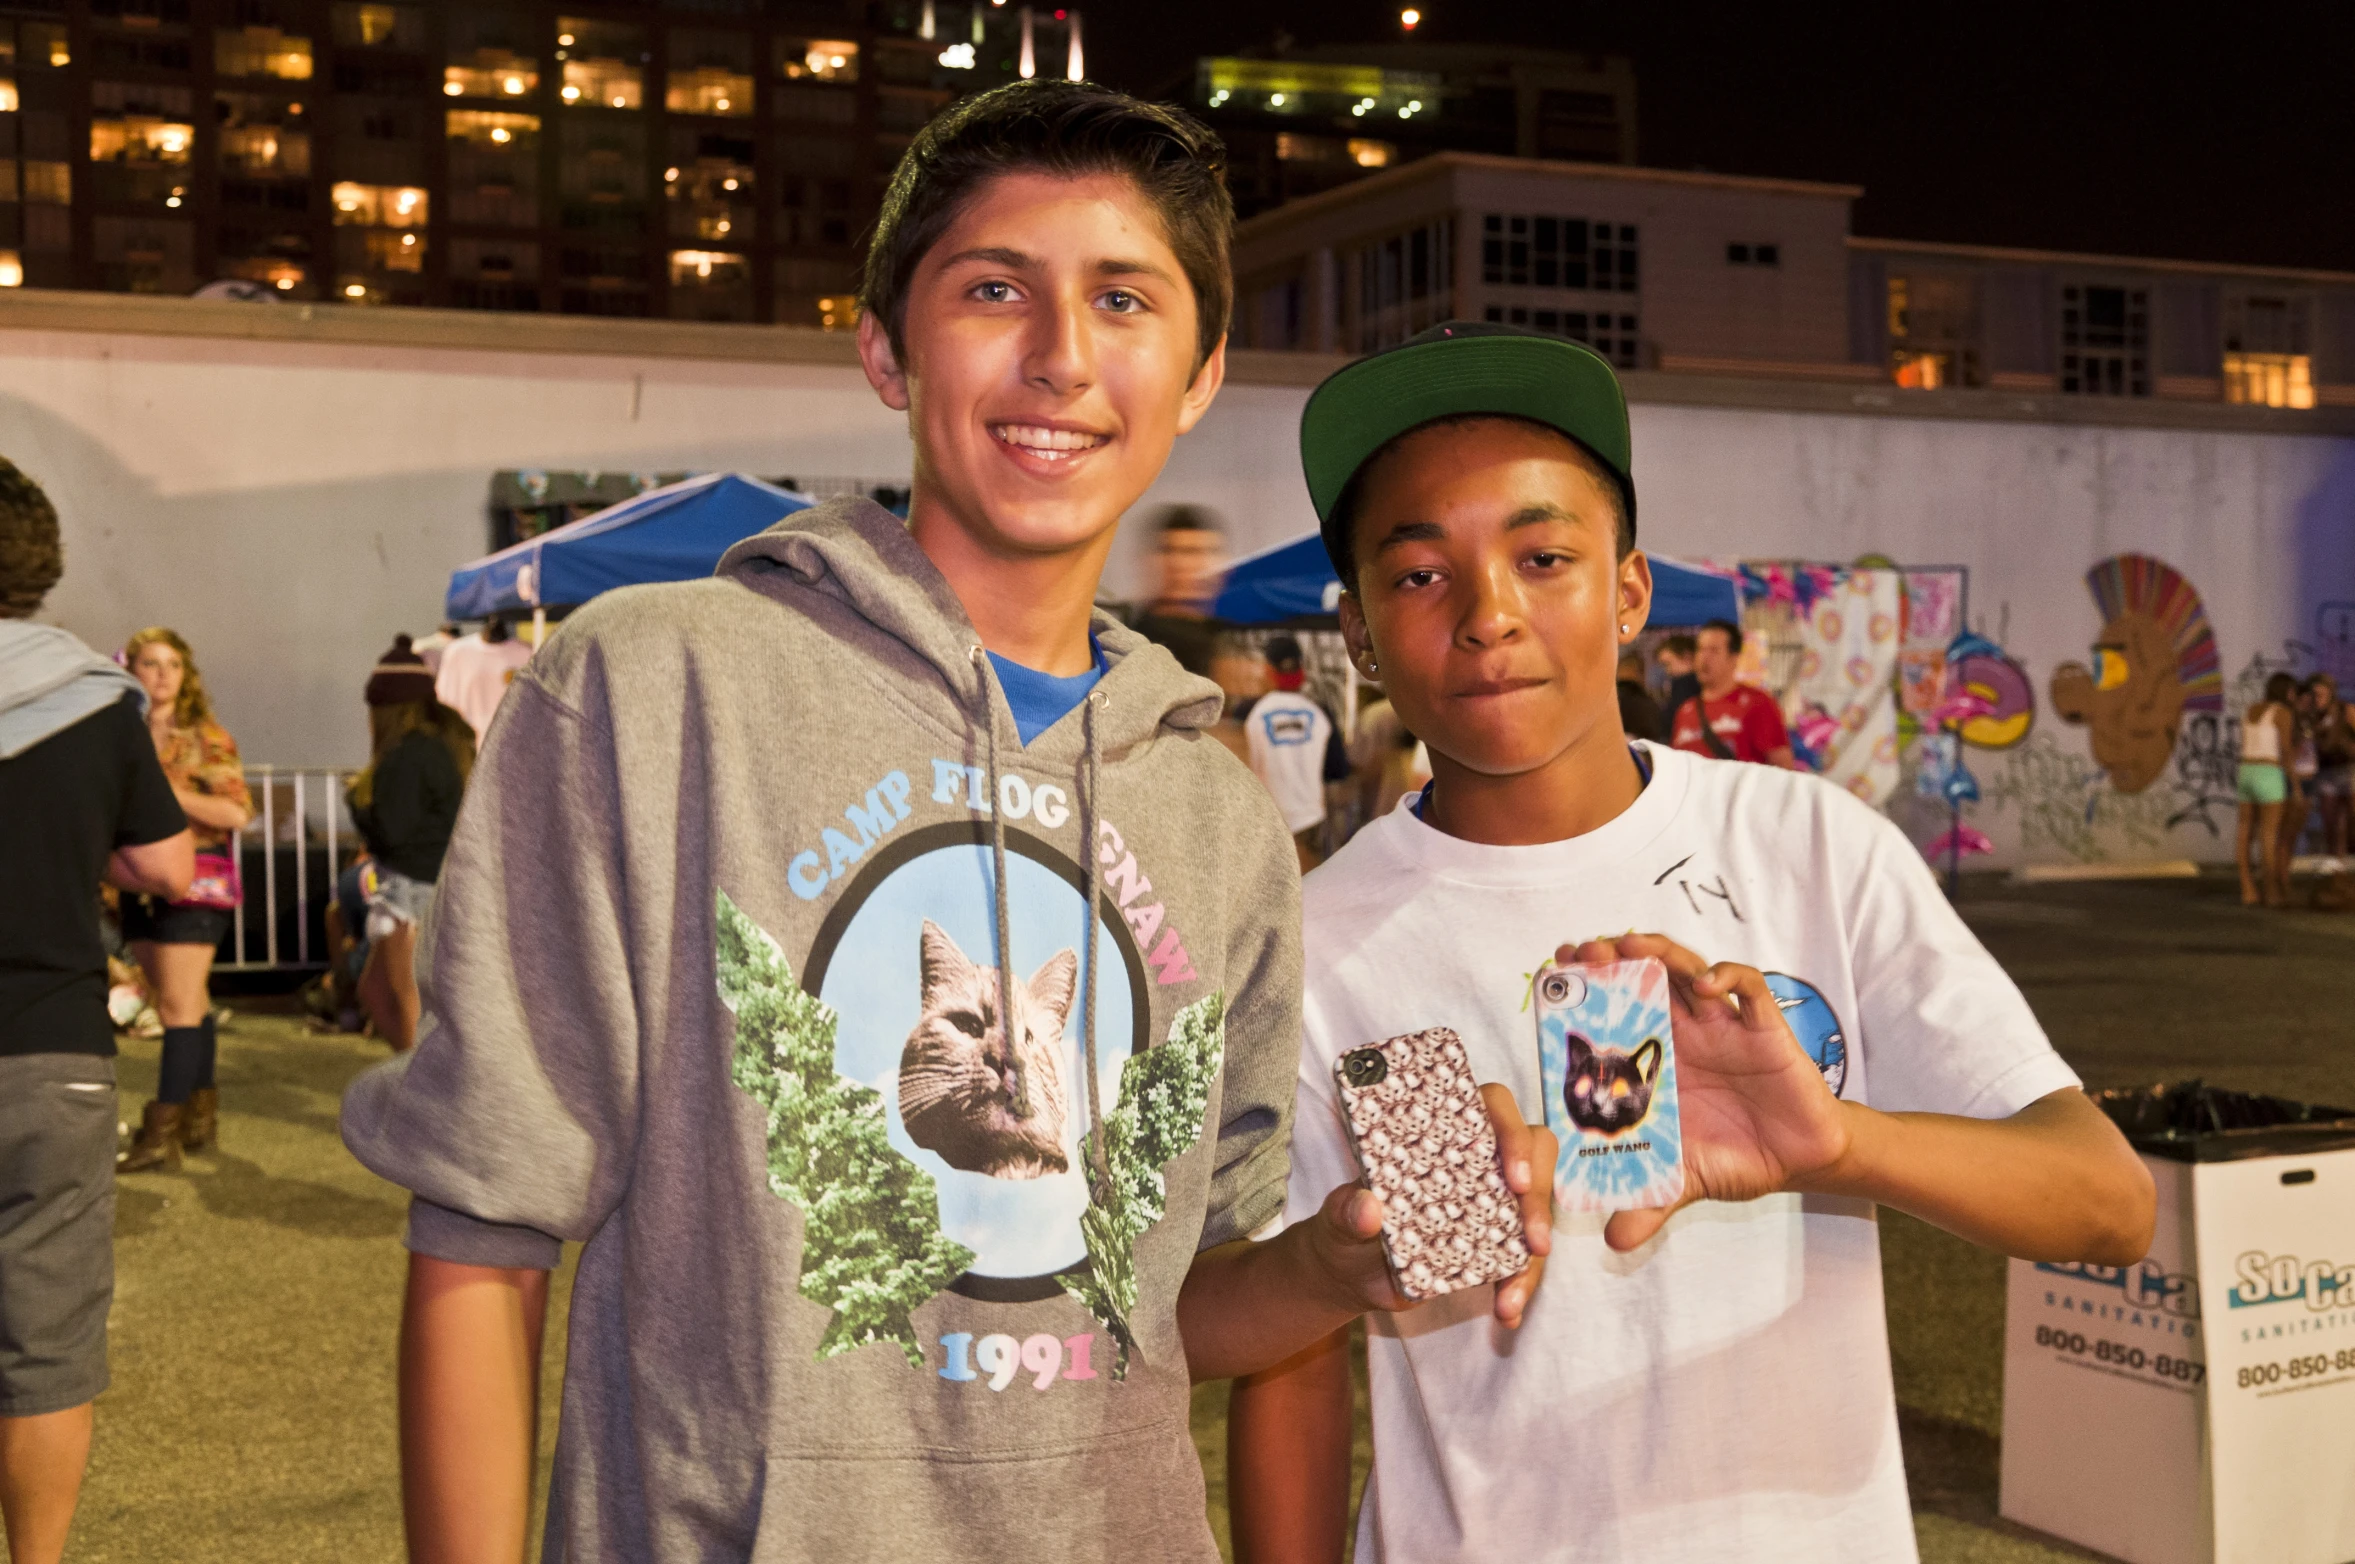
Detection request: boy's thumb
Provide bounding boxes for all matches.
[1603,1207,1670,1252]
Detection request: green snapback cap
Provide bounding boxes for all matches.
[1300,321,1634,575]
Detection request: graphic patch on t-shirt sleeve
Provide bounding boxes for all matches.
[1764,972,1848,1097]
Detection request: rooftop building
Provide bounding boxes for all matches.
[1180,44,1635,219]
[1230,151,2355,411]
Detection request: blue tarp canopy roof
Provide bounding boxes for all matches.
[445,472,812,619]
[1211,531,1744,627]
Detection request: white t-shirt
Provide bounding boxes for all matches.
[434,633,534,741]
[1283,742,2079,1564]
[1246,688,1332,833]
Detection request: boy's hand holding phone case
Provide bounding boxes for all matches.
[1333,1027,1532,1301]
[1535,956,1686,1214]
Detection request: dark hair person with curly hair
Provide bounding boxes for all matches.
[0,456,193,1559]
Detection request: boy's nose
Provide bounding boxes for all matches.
[1024,294,1096,396]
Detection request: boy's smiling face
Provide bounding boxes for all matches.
[1339,418,1652,786]
[862,170,1224,562]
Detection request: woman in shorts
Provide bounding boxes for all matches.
[2237,672,2300,907]
[346,636,474,1050]
[118,628,252,1171]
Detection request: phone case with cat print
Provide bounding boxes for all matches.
[1333,1027,1531,1302]
[1535,957,1685,1214]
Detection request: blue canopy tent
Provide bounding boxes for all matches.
[1211,530,1743,626]
[445,472,812,620]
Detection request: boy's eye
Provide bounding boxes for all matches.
[1395,568,1441,590]
[1099,288,1143,313]
[972,280,1016,304]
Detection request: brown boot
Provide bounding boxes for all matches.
[181,1087,218,1153]
[117,1101,184,1173]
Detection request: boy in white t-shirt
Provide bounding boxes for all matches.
[1226,323,2157,1564]
[1245,634,1336,860]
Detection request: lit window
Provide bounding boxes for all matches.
[332,4,424,49]
[559,18,644,108]
[778,38,859,82]
[1348,139,1394,168]
[0,252,21,288]
[446,50,538,101]
[218,95,310,177]
[90,119,198,165]
[447,110,540,149]
[563,57,643,109]
[670,249,747,284]
[668,66,753,116]
[217,27,315,81]
[0,80,16,115]
[1892,351,1950,390]
[24,24,68,70]
[330,182,429,228]
[2223,353,2315,410]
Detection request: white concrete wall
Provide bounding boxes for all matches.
[11,317,2352,869]
[3,329,914,765]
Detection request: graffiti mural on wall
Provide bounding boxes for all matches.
[2048,554,2223,793]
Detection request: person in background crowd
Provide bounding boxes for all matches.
[2284,675,2322,871]
[411,623,460,675]
[116,628,254,1173]
[0,458,192,1564]
[2237,671,2301,907]
[432,615,534,743]
[2306,673,2354,857]
[1616,648,1661,745]
[1670,619,1801,769]
[1654,631,1700,739]
[347,637,474,1051]
[1126,504,1228,678]
[1247,634,1340,869]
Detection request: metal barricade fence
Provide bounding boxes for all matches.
[220,765,357,973]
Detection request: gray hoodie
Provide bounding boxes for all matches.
[0,621,146,757]
[341,497,1302,1563]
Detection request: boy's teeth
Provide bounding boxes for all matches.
[994,424,1107,454]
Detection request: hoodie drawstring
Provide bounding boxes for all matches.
[1080,688,1110,1200]
[971,644,1114,1203]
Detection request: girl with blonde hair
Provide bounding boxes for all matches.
[117,627,253,1172]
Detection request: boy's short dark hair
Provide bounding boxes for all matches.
[862,80,1233,374]
[1661,633,1697,658]
[1328,414,1632,590]
[0,457,62,619]
[1700,619,1744,655]
[1263,634,1304,672]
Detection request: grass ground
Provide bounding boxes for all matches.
[60,871,2355,1560]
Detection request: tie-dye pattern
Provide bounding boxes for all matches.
[1536,957,1686,1213]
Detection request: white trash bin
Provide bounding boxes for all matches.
[1998,1084,2355,1564]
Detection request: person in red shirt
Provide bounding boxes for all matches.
[1670,619,1803,768]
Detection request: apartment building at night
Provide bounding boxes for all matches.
[1229,151,2355,411]
[0,0,1077,323]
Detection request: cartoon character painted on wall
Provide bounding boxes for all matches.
[2049,554,2223,794]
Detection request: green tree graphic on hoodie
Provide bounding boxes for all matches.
[719,890,1225,1377]
[717,889,975,1367]
[1065,992,1226,1378]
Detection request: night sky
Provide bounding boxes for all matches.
[1089,1,2355,273]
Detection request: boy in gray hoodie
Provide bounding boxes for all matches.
[342,83,1551,1562]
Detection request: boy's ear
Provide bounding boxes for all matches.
[1616,548,1656,647]
[858,311,911,412]
[1337,589,1375,675]
[1172,335,1228,436]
